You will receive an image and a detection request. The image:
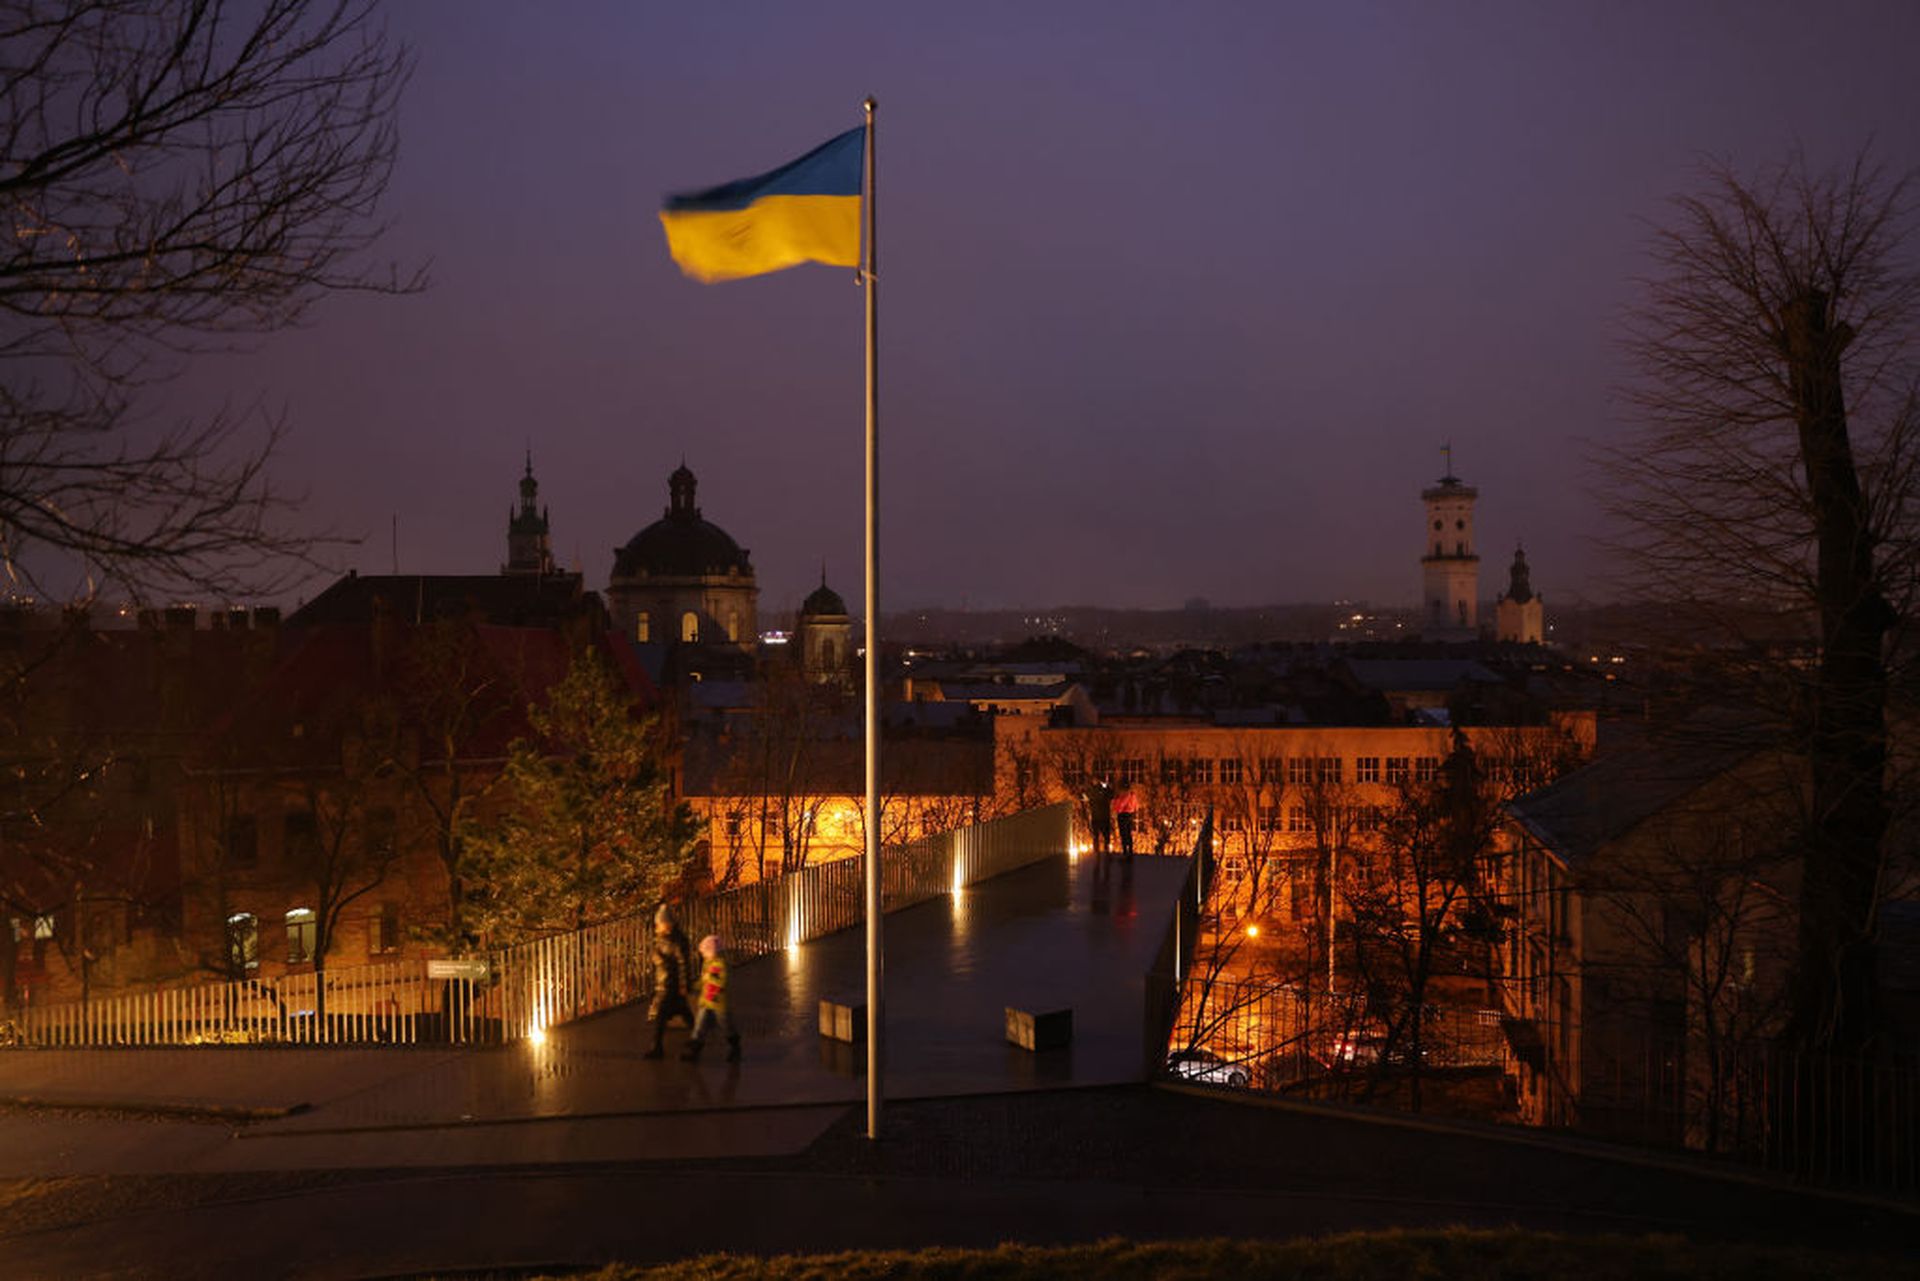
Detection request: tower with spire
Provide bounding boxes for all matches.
[504,452,556,576]
[1495,544,1544,644]
[1420,446,1481,641]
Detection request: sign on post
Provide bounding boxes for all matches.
[427,959,489,981]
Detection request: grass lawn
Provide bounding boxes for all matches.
[569,1228,1912,1280]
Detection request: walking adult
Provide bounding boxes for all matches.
[643,903,694,1059]
[1112,780,1140,858]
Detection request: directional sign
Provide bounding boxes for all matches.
[427,959,489,981]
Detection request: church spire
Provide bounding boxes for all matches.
[505,453,555,576]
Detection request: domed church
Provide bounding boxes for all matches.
[608,464,758,657]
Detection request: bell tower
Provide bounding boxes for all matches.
[1420,447,1480,640]
[504,452,555,576]
[1496,544,1545,644]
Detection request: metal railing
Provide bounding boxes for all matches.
[1141,812,1211,1074]
[13,960,480,1048]
[9,802,1071,1048]
[1146,965,1920,1200]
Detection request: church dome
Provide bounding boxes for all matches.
[802,577,847,617]
[613,466,752,580]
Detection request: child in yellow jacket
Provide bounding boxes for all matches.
[681,934,741,1062]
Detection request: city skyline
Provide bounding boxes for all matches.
[145,1,1920,615]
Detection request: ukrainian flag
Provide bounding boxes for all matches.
[660,127,864,283]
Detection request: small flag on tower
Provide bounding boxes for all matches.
[659,127,864,283]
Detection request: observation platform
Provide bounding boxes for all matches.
[0,852,1189,1173]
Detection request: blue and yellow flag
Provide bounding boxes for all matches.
[660,127,864,283]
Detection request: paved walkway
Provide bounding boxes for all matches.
[0,853,1187,1173]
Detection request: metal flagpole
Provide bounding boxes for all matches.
[861,94,883,1141]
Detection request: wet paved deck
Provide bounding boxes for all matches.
[0,852,1187,1171]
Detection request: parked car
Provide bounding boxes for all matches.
[1166,1048,1251,1089]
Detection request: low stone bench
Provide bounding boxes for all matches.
[818,998,867,1043]
[1005,1005,1072,1052]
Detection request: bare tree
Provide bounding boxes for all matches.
[0,0,421,599]
[1602,150,1920,1054]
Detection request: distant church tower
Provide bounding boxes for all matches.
[1420,450,1481,640]
[504,453,556,576]
[795,570,853,690]
[1495,544,1545,644]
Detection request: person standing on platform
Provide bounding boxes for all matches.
[683,934,741,1062]
[1085,777,1114,856]
[643,904,694,1059]
[1113,781,1140,859]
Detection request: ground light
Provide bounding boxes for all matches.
[528,1025,548,1047]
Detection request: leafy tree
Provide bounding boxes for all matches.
[1603,150,1920,1055]
[0,0,420,598]
[461,649,692,943]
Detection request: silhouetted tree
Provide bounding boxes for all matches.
[0,0,420,598]
[1603,150,1920,1055]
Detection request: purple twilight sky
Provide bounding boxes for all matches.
[162,0,1920,620]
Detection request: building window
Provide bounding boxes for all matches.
[286,907,316,964]
[1259,757,1284,783]
[1287,806,1311,833]
[370,904,401,955]
[725,814,744,840]
[1386,756,1411,783]
[1286,757,1312,785]
[1415,756,1441,783]
[1354,805,1383,832]
[1316,757,1342,783]
[1060,761,1085,789]
[1218,813,1245,833]
[681,612,699,643]
[1121,757,1149,784]
[1219,757,1243,785]
[1221,854,1247,883]
[366,807,396,861]
[1159,758,1181,785]
[1355,756,1380,783]
[726,612,740,643]
[1188,758,1214,786]
[636,612,650,643]
[227,912,258,972]
[284,810,320,864]
[32,914,55,940]
[1258,806,1282,833]
[223,815,258,868]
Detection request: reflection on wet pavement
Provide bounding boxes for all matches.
[257,852,1186,1133]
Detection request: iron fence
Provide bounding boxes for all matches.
[8,802,1071,1049]
[1147,965,1920,1200]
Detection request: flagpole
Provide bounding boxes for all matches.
[861,94,883,1142]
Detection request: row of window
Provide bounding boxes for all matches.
[1061,756,1444,789]
[221,809,396,869]
[635,610,742,645]
[224,904,402,971]
[1216,804,1392,835]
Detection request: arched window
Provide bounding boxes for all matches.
[636,612,650,643]
[726,611,740,643]
[681,611,699,643]
[226,912,259,973]
[286,907,316,964]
